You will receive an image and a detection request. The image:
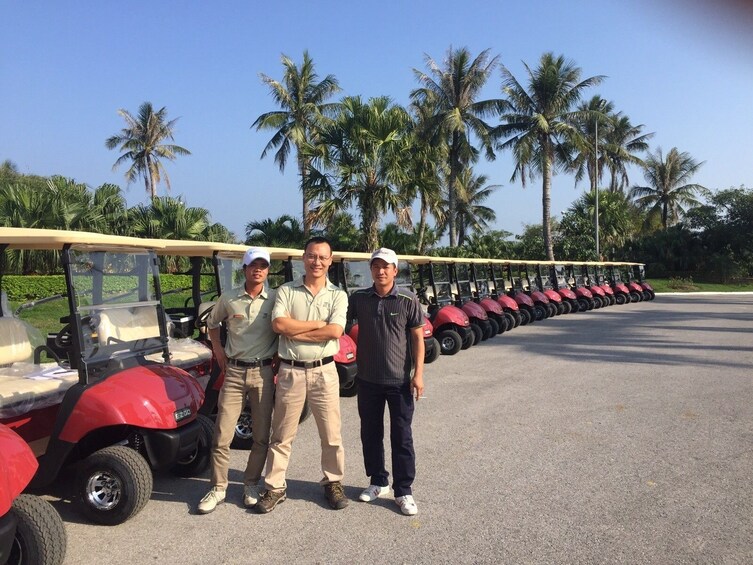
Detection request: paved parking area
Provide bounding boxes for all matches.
[55,294,753,564]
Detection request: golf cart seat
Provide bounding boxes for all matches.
[145,338,212,369]
[0,317,78,419]
[96,306,161,345]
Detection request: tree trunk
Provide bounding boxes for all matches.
[361,188,379,252]
[299,154,312,237]
[447,134,460,247]
[542,140,555,261]
[417,197,428,254]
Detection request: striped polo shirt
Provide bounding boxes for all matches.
[348,284,425,386]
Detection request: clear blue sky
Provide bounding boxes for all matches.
[2,0,751,240]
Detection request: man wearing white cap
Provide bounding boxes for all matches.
[197,247,277,514]
[347,247,425,516]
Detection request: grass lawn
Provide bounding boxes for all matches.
[649,278,753,293]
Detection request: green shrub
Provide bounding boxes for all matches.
[667,276,698,291]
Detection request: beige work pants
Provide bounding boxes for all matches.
[210,364,274,489]
[263,361,344,491]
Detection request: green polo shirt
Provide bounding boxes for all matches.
[206,286,278,361]
[272,278,347,361]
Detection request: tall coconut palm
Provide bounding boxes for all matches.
[106,102,191,200]
[252,51,341,236]
[570,96,613,195]
[496,52,604,260]
[310,96,412,251]
[411,47,502,247]
[602,113,653,193]
[629,147,707,229]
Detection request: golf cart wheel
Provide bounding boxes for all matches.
[615,293,627,305]
[488,317,501,336]
[533,304,547,322]
[480,320,493,340]
[592,296,602,309]
[547,303,557,317]
[561,301,572,315]
[508,311,520,329]
[642,291,652,301]
[8,494,66,565]
[339,378,359,398]
[75,445,153,526]
[437,329,462,355]
[172,414,214,476]
[469,323,483,345]
[576,298,590,312]
[460,328,473,350]
[629,291,641,303]
[519,308,532,325]
[424,337,441,363]
[231,409,254,450]
[647,290,656,301]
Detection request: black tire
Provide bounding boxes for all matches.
[577,297,590,312]
[547,303,558,317]
[562,300,572,315]
[607,294,616,306]
[8,495,66,565]
[505,312,517,331]
[642,291,651,301]
[533,303,547,321]
[339,379,358,398]
[460,328,474,350]
[424,337,441,363]
[519,307,532,325]
[469,323,483,345]
[592,295,602,309]
[172,414,213,477]
[555,302,565,316]
[480,320,493,340]
[511,310,522,328]
[615,293,627,305]
[231,399,312,449]
[648,290,656,301]
[437,329,462,355]
[629,291,641,303]
[488,316,501,336]
[75,445,153,526]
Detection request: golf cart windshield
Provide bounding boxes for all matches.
[554,265,567,288]
[344,261,371,292]
[454,264,473,300]
[430,264,453,305]
[68,247,166,367]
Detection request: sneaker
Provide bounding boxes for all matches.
[395,495,418,516]
[254,489,286,514]
[324,481,349,510]
[243,485,259,508]
[197,487,226,514]
[358,484,390,502]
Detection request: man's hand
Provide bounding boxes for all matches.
[411,372,424,401]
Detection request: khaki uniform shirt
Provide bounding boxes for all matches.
[206,286,278,361]
[272,278,347,361]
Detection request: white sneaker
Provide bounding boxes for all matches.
[243,485,259,508]
[197,487,226,514]
[358,484,390,502]
[395,495,418,516]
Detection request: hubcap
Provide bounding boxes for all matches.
[86,470,123,510]
[235,411,253,440]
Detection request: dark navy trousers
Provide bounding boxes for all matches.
[356,378,415,497]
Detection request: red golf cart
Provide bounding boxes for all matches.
[450,261,500,339]
[0,424,66,565]
[408,256,472,355]
[0,228,207,526]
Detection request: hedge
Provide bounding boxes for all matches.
[2,274,215,302]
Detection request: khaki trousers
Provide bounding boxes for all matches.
[210,364,274,489]
[264,361,344,491]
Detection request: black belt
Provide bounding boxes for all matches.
[280,356,334,369]
[227,357,274,368]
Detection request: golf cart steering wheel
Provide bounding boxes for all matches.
[54,322,74,350]
[196,304,215,328]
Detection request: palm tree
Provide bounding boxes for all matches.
[629,147,708,229]
[496,52,604,260]
[571,96,613,195]
[106,102,190,200]
[411,47,502,247]
[252,51,341,236]
[442,170,499,246]
[310,96,412,251]
[602,113,653,193]
[91,183,128,235]
[245,214,304,247]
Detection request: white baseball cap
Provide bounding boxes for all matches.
[243,247,271,266]
[370,247,398,267]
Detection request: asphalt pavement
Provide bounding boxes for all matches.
[55,294,753,565]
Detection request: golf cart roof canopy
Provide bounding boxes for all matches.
[0,227,166,251]
[147,239,302,261]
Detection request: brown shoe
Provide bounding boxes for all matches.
[324,481,349,510]
[254,489,286,514]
